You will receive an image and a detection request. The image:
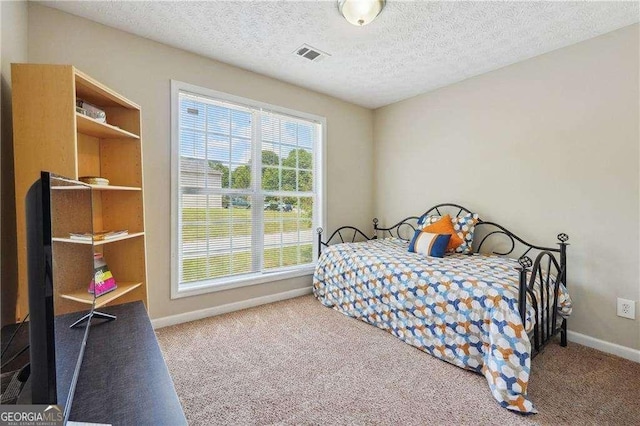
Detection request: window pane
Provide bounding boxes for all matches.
[297,123,314,148]
[232,138,251,164]
[262,167,279,191]
[298,148,313,170]
[261,115,279,143]
[207,134,230,163]
[280,145,295,167]
[231,164,251,189]
[262,147,280,166]
[281,169,295,192]
[231,110,251,138]
[231,251,252,275]
[297,170,312,192]
[280,121,297,145]
[208,161,230,189]
[207,105,230,134]
[264,247,282,269]
[300,219,312,240]
[300,243,313,264]
[180,98,206,131]
[300,196,313,220]
[180,130,205,159]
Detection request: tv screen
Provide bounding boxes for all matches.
[26,172,95,420]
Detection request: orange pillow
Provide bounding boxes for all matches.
[423,214,463,252]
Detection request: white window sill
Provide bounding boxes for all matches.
[171,265,315,299]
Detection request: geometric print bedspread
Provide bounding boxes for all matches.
[312,238,572,413]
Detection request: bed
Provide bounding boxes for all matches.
[313,204,572,414]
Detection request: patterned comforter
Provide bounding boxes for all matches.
[312,238,572,413]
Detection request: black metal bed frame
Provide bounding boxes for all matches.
[316,203,569,357]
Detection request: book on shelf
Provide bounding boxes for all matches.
[69,230,129,242]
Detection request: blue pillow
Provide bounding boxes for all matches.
[408,230,451,258]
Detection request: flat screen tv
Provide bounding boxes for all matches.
[26,172,108,422]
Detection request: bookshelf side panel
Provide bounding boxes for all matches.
[11,64,77,320]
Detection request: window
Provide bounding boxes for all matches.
[171,81,325,298]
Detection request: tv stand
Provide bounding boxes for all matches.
[56,301,186,424]
[69,310,116,329]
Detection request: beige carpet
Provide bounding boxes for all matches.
[156,295,640,425]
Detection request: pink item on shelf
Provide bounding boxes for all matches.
[88,253,117,297]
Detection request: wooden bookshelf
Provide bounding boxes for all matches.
[11,64,148,318]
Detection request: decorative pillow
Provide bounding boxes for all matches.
[419,212,480,254]
[408,231,451,258]
[421,214,463,252]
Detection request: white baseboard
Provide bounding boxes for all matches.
[151,286,313,329]
[567,330,640,363]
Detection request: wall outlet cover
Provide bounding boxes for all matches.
[616,298,636,320]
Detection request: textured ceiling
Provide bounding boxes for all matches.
[41,1,639,109]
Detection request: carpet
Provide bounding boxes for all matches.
[155,295,640,425]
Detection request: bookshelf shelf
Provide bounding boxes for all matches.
[59,282,143,307]
[52,232,145,246]
[52,184,142,191]
[76,113,139,140]
[87,184,141,191]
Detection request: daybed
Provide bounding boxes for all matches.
[313,204,572,413]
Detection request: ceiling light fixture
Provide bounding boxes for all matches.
[338,0,386,27]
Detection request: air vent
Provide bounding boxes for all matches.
[294,44,330,63]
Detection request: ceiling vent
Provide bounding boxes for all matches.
[294,44,330,63]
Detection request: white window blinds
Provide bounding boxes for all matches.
[174,86,322,293]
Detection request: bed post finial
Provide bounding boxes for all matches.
[373,218,379,239]
[518,256,533,269]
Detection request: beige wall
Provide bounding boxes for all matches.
[1,0,28,326]
[27,4,374,319]
[374,24,640,350]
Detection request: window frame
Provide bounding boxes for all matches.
[170,80,327,299]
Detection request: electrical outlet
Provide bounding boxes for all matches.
[617,298,636,320]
